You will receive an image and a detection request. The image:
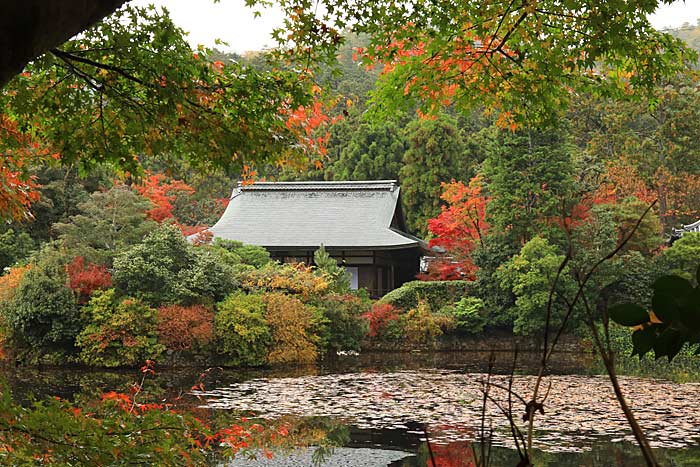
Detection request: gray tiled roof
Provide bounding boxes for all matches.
[206,180,422,250]
[683,219,700,232]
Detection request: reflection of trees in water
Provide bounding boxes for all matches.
[5,359,700,466]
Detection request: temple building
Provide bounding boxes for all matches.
[205,180,426,297]
[670,219,700,244]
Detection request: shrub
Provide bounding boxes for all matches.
[314,293,369,353]
[5,246,81,350]
[264,292,318,364]
[214,292,271,366]
[403,300,455,347]
[113,224,236,306]
[211,238,271,268]
[175,248,238,305]
[362,302,401,339]
[67,256,112,303]
[443,297,488,334]
[238,263,329,300]
[378,280,474,311]
[76,289,165,367]
[113,224,195,305]
[660,232,700,283]
[157,304,214,351]
[496,236,577,337]
[236,244,272,268]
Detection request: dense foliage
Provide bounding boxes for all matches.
[214,292,271,367]
[157,304,214,352]
[379,280,475,311]
[76,290,164,368]
[5,3,700,466]
[0,0,698,366]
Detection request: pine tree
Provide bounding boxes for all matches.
[313,244,351,293]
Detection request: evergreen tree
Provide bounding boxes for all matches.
[483,127,577,245]
[399,115,465,236]
[327,121,405,181]
[54,186,157,266]
[313,244,351,293]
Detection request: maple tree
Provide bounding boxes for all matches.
[425,176,490,281]
[362,303,400,339]
[578,72,700,230]
[1,5,331,184]
[658,168,700,226]
[135,173,195,223]
[272,0,692,127]
[133,172,211,236]
[0,360,296,465]
[0,115,55,221]
[156,304,214,352]
[66,256,113,304]
[0,264,31,304]
[598,158,656,206]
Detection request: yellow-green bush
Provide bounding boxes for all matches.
[403,300,455,347]
[76,289,165,367]
[214,292,271,366]
[264,292,318,364]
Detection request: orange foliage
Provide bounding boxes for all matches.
[281,86,343,170]
[0,115,51,220]
[359,30,515,124]
[658,167,700,222]
[156,304,214,351]
[362,303,400,338]
[67,256,112,303]
[425,176,489,280]
[597,158,655,205]
[135,173,195,223]
[240,164,259,185]
[555,158,656,232]
[0,264,31,303]
[191,229,214,246]
[134,173,208,235]
[180,225,207,237]
[0,264,31,360]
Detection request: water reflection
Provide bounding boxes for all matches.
[4,351,700,466]
[197,370,700,452]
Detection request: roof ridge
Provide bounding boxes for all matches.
[238,180,398,191]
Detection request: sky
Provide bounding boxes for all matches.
[130,0,700,54]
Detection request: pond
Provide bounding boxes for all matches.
[4,351,700,466]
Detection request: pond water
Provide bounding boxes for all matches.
[4,351,700,466]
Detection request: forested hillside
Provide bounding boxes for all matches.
[3,20,700,263]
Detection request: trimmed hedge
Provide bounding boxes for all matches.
[378,280,476,311]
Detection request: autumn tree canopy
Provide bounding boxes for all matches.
[0,1,695,223]
[272,0,693,126]
[0,3,328,221]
